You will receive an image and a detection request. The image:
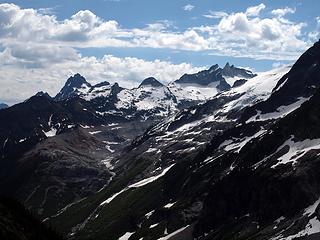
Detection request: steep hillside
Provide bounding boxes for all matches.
[0,63,256,218]
[45,41,320,240]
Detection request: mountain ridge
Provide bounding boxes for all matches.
[53,63,256,103]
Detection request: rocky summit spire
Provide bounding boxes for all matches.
[139,77,164,88]
[221,63,256,78]
[54,73,91,101]
[224,62,231,69]
[65,73,89,88]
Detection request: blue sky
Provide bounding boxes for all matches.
[6,0,319,68]
[0,0,319,104]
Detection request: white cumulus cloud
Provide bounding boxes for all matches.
[203,11,228,19]
[0,3,318,104]
[183,4,195,11]
[271,7,296,17]
[245,3,266,16]
[0,3,313,60]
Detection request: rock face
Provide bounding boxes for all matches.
[175,64,224,86]
[232,78,247,87]
[15,129,112,218]
[222,62,256,79]
[0,96,72,165]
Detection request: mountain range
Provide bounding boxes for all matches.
[1,41,320,240]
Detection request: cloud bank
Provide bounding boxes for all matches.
[0,3,317,104]
[0,3,312,61]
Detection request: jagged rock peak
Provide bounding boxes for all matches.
[223,62,231,69]
[110,82,123,93]
[208,64,219,72]
[65,73,90,88]
[221,62,256,78]
[139,77,164,88]
[175,65,224,86]
[54,73,91,101]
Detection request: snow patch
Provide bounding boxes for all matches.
[115,86,177,117]
[3,138,8,149]
[272,217,320,240]
[168,82,219,102]
[43,128,57,137]
[150,223,159,228]
[273,78,288,93]
[157,225,190,240]
[146,148,158,153]
[164,202,177,209]
[145,210,155,219]
[304,198,320,216]
[273,216,285,229]
[89,131,102,135]
[100,164,175,206]
[271,136,320,168]
[105,145,115,153]
[101,157,114,169]
[221,66,290,116]
[80,125,92,129]
[247,97,310,123]
[129,164,175,188]
[100,189,127,206]
[219,129,267,153]
[48,114,53,126]
[118,232,135,240]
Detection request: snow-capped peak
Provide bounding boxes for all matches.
[222,62,256,78]
[115,84,177,117]
[54,73,91,101]
[175,64,225,86]
[221,63,257,87]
